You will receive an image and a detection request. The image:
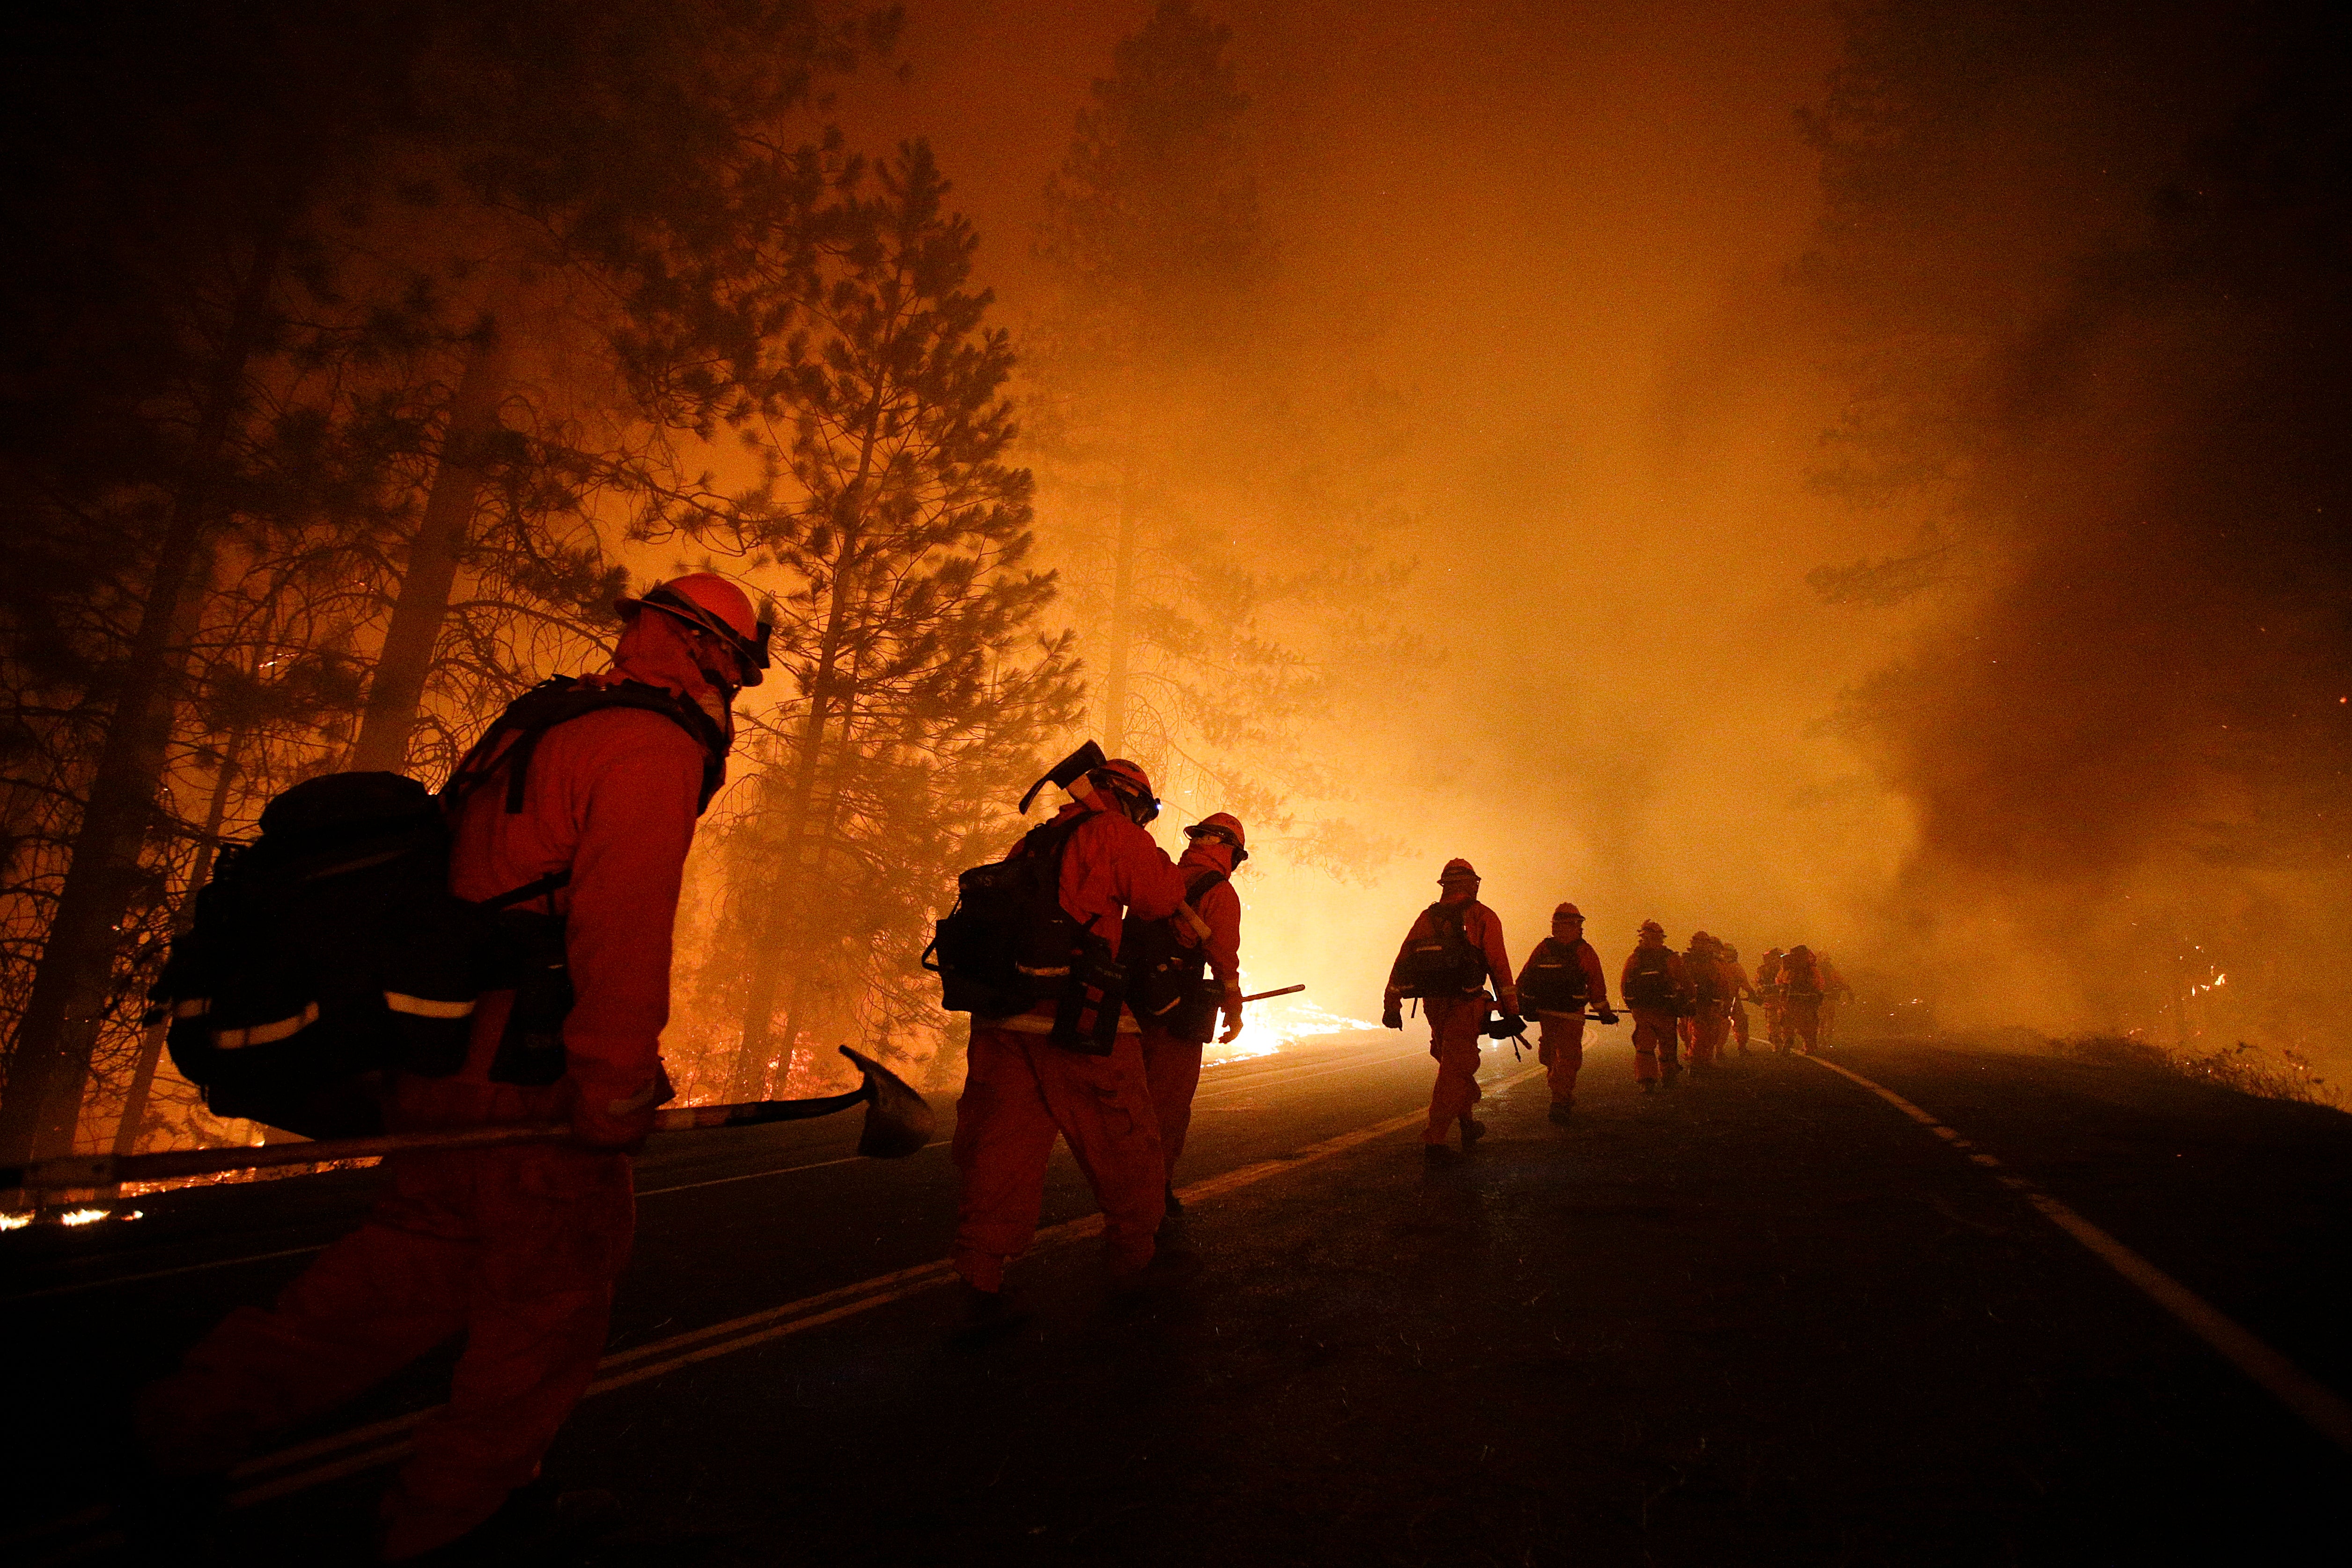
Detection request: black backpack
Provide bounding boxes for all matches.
[1395,903,1489,996]
[1519,938,1591,1012]
[1623,945,1682,1010]
[1686,948,1726,1003]
[151,678,728,1139]
[925,813,1094,1020]
[1122,869,1229,1040]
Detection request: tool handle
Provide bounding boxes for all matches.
[2,1090,874,1193]
[1237,984,1305,1003]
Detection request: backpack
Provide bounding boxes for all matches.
[151,678,730,1140]
[925,813,1097,1022]
[1782,952,1823,999]
[1122,870,1229,1040]
[1687,949,1726,1003]
[1518,938,1591,1013]
[1622,945,1681,1010]
[1394,903,1489,997]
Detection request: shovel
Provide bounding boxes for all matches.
[0,1046,937,1194]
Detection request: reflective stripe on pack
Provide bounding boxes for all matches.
[1015,964,1072,978]
[213,1003,320,1050]
[982,1008,1141,1036]
[172,998,211,1020]
[384,992,477,1020]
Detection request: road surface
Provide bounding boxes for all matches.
[6,1028,2350,1564]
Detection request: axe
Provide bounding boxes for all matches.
[0,1047,937,1194]
[1016,740,1107,814]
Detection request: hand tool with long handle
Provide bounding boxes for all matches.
[1,1047,934,1193]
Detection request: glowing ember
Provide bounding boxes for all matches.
[59,1208,110,1226]
[0,1213,29,1232]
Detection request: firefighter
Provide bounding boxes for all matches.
[1781,944,1829,1054]
[1756,947,1790,1053]
[1132,812,1247,1217]
[1720,942,1760,1056]
[950,756,1190,1319]
[1382,858,1516,1154]
[1515,902,1615,1123]
[1684,931,1733,1071]
[1815,948,1853,1050]
[137,573,764,1560]
[1619,921,1688,1090]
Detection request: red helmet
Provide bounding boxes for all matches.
[1089,758,1160,823]
[1438,857,1480,884]
[1185,811,1248,862]
[617,573,772,687]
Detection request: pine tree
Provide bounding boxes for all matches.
[663,142,1079,1096]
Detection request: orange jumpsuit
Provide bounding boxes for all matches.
[1756,953,1791,1050]
[1136,844,1242,1184]
[138,619,710,1560]
[1782,952,1827,1054]
[1517,937,1609,1107]
[1725,958,1757,1052]
[952,796,1188,1292]
[1688,948,1731,1069]
[1388,900,1515,1144]
[1818,956,1850,1047]
[1620,944,1689,1084]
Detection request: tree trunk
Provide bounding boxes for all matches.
[349,321,511,774]
[1102,469,1140,755]
[0,222,285,1165]
[731,408,884,1095]
[111,722,246,1160]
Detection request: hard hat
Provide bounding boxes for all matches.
[1553,902,1584,920]
[1763,947,1784,959]
[1639,919,1664,937]
[1185,812,1248,862]
[1691,930,1713,947]
[617,573,772,686]
[1720,944,1740,962]
[1438,857,1480,883]
[1788,944,1812,958]
[1090,758,1161,824]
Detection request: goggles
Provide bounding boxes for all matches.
[1185,823,1249,863]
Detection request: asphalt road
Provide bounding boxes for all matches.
[7,1028,2351,1565]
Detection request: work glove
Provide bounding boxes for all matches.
[1594,1006,1620,1026]
[574,1061,674,1154]
[1219,991,1246,1045]
[1382,1000,1403,1031]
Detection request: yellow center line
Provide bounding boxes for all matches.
[206,1062,1538,1512]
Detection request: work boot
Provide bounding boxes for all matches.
[1458,1116,1486,1148]
[1547,1103,1574,1125]
[1162,1182,1185,1218]
[1423,1141,1455,1160]
[948,1281,1028,1350]
[1639,1081,1656,1094]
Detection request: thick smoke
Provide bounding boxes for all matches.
[1805,0,2352,1060]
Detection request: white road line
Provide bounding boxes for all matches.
[1801,1051,2352,1460]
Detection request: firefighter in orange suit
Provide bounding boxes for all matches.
[1780,944,1829,1055]
[1133,813,1247,1216]
[1685,931,1732,1070]
[1516,902,1614,1123]
[1720,942,1760,1055]
[137,573,764,1560]
[1620,921,1689,1090]
[1383,858,1516,1153]
[950,757,1190,1317]
[1756,947,1790,1052]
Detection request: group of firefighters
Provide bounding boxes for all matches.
[122,576,1849,1560]
[1378,857,1849,1152]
